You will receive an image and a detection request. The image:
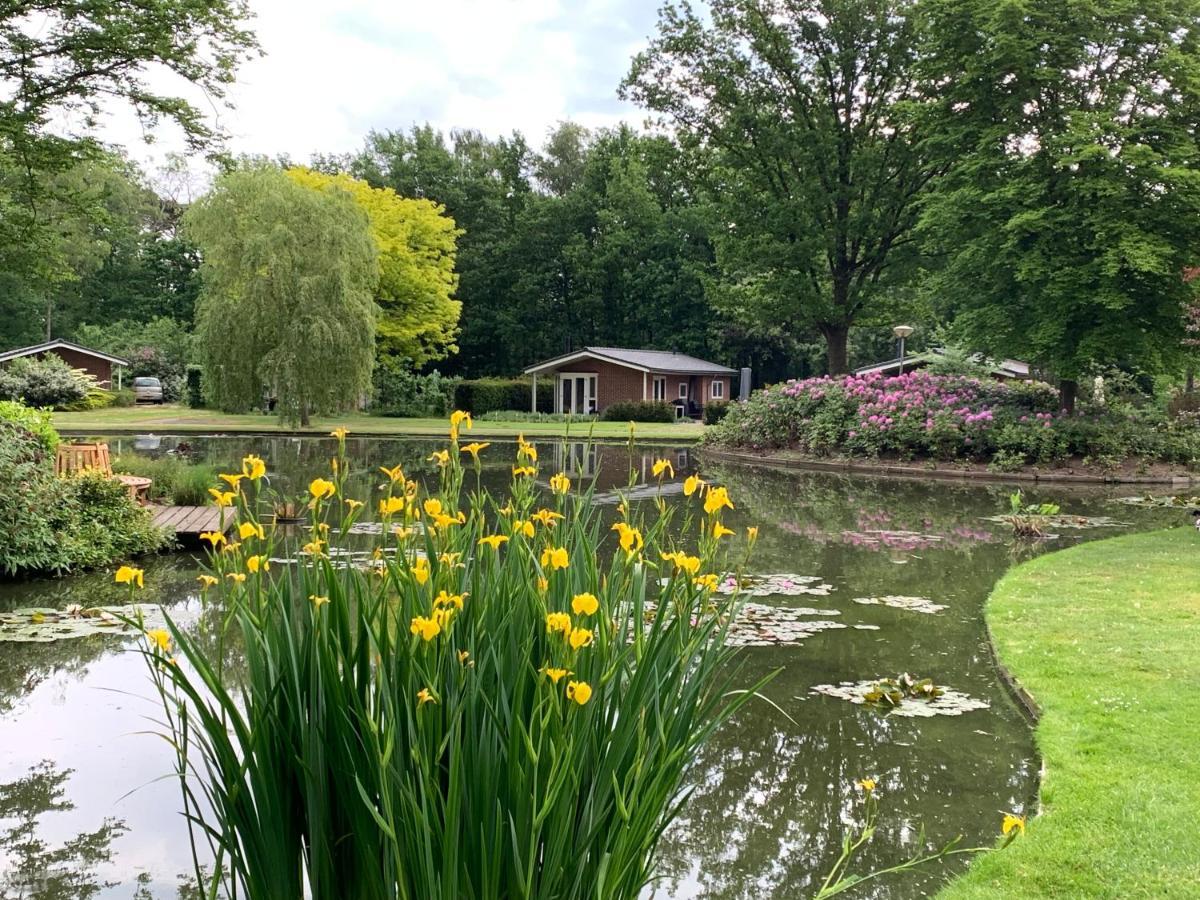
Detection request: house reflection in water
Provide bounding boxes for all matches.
[548,441,695,504]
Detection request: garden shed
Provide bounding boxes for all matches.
[0,339,129,388]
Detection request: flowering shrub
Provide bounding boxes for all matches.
[707,372,1200,466]
[139,419,760,899]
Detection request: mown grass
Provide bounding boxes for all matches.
[52,406,706,441]
[938,528,1200,899]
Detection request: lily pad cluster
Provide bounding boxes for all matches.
[639,599,849,646]
[0,604,168,643]
[810,676,990,717]
[715,573,835,597]
[982,513,1129,530]
[1112,494,1200,509]
[852,595,947,614]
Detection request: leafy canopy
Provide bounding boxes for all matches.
[186,165,379,426]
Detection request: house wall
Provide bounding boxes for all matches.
[542,359,731,414]
[0,349,116,387]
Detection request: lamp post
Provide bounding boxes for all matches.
[893,325,914,375]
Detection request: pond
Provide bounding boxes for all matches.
[0,434,1183,899]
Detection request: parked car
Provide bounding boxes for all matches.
[132,376,164,404]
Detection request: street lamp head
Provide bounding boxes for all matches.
[892,324,914,340]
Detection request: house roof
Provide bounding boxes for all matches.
[0,339,129,367]
[854,348,1029,379]
[524,347,736,376]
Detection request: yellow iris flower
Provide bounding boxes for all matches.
[541,666,571,684]
[651,458,674,478]
[145,628,171,653]
[566,680,593,705]
[571,592,599,616]
[238,521,265,541]
[310,594,330,608]
[417,687,437,706]
[712,522,735,539]
[200,531,225,548]
[428,449,450,467]
[242,454,266,480]
[330,426,349,440]
[461,441,490,459]
[531,508,564,527]
[411,557,430,585]
[197,574,218,590]
[246,554,269,574]
[512,519,536,538]
[546,612,572,635]
[380,463,405,482]
[703,485,734,516]
[549,472,570,494]
[478,534,509,550]
[309,478,336,501]
[410,615,441,642]
[114,565,144,588]
[219,473,244,489]
[683,474,704,496]
[568,627,593,650]
[209,488,236,507]
[540,546,569,570]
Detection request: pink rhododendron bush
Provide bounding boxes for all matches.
[705,372,1199,467]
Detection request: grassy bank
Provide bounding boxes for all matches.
[939,528,1200,899]
[51,406,705,442]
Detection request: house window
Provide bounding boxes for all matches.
[678,382,689,400]
[711,379,725,399]
[652,376,666,401]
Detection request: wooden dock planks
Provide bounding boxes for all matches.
[150,505,233,539]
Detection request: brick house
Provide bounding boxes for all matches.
[524,347,736,417]
[0,339,129,388]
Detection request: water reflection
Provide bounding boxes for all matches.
[0,435,1185,898]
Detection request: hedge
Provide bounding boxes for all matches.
[454,378,554,416]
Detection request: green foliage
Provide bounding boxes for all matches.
[624,0,939,373]
[477,410,598,423]
[144,441,760,899]
[0,353,95,409]
[370,360,458,418]
[703,400,731,426]
[920,0,1200,391]
[185,366,204,408]
[0,421,167,575]
[187,165,379,426]
[74,317,192,401]
[453,378,553,416]
[111,454,217,506]
[602,400,677,423]
[287,168,461,367]
[0,400,59,453]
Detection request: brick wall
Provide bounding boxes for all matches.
[34,349,114,387]
[542,359,731,414]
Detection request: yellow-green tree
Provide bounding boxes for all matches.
[288,168,461,366]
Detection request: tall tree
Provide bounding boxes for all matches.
[920,0,1200,409]
[287,168,461,367]
[187,166,378,426]
[623,0,941,373]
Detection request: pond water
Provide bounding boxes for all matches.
[0,434,1184,899]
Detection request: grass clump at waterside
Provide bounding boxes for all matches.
[134,417,762,899]
[939,528,1200,899]
[111,454,218,506]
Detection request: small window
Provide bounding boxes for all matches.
[678,382,689,399]
[711,379,725,399]
[652,376,666,401]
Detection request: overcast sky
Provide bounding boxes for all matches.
[102,0,662,171]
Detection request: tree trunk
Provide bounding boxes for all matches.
[1059,378,1077,414]
[1187,369,1195,394]
[299,401,310,428]
[821,324,851,375]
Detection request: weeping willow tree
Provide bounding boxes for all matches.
[187,165,379,426]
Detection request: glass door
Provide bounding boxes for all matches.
[559,373,596,414]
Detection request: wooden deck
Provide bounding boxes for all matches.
[151,505,234,539]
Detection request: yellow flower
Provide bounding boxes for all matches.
[541,666,571,684]
[246,554,269,574]
[611,522,644,556]
[379,495,406,517]
[712,522,735,539]
[433,607,455,627]
[226,572,247,584]
[449,409,472,438]
[512,519,536,538]
[703,485,734,516]
[330,457,339,475]
[200,531,226,548]
[651,458,674,478]
[145,628,171,653]
[512,465,537,477]
[437,551,462,565]
[393,524,416,540]
[302,539,325,556]
[330,426,349,441]
[478,534,509,550]
[380,463,405,483]
[1001,813,1026,836]
[310,594,330,608]
[344,498,363,512]
[693,573,719,592]
[660,551,701,576]
[242,454,266,480]
[410,615,441,642]
[114,565,144,588]
[423,498,443,518]
[434,590,466,610]
[540,546,569,570]
[857,777,877,793]
[497,503,513,516]
[517,434,537,461]
[197,574,218,591]
[531,508,564,527]
[218,473,244,489]
[309,478,336,501]
[411,556,430,585]
[222,541,241,554]
[208,488,236,507]
[683,475,705,496]
[457,650,471,664]
[238,521,265,541]
[549,472,571,494]
[537,576,549,594]
[546,612,572,635]
[417,687,437,706]
[461,441,490,460]
[571,592,599,616]
[428,449,450,467]
[566,680,593,705]
[568,627,593,650]
[747,525,760,543]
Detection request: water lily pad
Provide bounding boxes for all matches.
[638,599,846,646]
[810,678,990,717]
[1112,494,1200,509]
[715,573,835,597]
[0,605,169,643]
[851,595,947,614]
[981,513,1129,530]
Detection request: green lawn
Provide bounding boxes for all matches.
[52,405,705,442]
[938,528,1200,899]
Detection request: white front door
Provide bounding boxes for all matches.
[558,373,597,414]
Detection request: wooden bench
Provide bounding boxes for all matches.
[55,442,153,505]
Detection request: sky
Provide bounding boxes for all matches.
[101,0,663,172]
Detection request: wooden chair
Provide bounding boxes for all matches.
[55,442,152,505]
